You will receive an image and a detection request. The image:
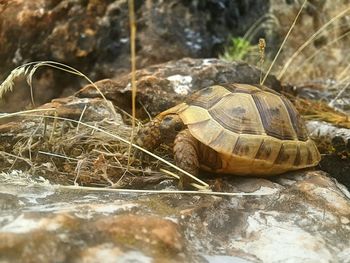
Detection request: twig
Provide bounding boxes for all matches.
[76,104,88,134]
[329,83,349,108]
[127,0,137,169]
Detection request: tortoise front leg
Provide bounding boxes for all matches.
[173,129,200,189]
[136,117,162,151]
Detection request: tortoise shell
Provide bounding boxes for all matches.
[173,83,321,175]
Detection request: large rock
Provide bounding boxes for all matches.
[77,58,282,117]
[0,0,271,112]
[0,170,349,262]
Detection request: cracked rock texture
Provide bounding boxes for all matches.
[0,170,349,262]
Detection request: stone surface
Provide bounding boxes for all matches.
[306,121,350,188]
[76,58,282,118]
[0,170,349,262]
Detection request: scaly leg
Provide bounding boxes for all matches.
[173,129,199,189]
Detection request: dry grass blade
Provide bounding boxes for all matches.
[329,82,349,108]
[261,0,307,85]
[278,6,350,80]
[337,64,350,82]
[76,104,88,134]
[127,0,137,168]
[295,97,350,128]
[0,108,57,119]
[284,30,350,80]
[0,151,33,167]
[0,61,113,113]
[243,14,280,42]
[0,67,25,98]
[58,184,274,196]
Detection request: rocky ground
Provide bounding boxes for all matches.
[0,170,349,263]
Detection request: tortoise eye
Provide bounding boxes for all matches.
[163,116,173,122]
[174,122,183,132]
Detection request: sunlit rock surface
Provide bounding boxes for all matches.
[1,170,349,263]
[77,58,282,117]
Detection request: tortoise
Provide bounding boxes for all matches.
[136,83,321,187]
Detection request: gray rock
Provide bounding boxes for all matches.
[0,170,349,262]
[77,58,281,117]
[0,0,271,112]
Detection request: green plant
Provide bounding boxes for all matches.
[220,37,256,62]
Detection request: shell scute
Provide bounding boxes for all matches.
[252,92,297,140]
[208,93,265,135]
[186,85,230,109]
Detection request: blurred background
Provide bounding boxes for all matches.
[0,0,349,112]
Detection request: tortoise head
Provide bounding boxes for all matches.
[136,113,185,150]
[159,114,185,144]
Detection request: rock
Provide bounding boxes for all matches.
[94,215,184,257]
[0,170,349,262]
[76,58,282,117]
[38,96,122,122]
[0,96,122,151]
[0,0,272,112]
[306,120,350,189]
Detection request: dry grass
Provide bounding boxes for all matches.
[270,0,350,86]
[0,103,210,190]
[293,96,350,128]
[0,110,181,188]
[223,0,350,115]
[0,1,212,191]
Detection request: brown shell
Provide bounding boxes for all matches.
[176,83,321,175]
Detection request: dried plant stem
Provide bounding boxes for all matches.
[127,0,137,169]
[261,0,307,85]
[59,184,273,196]
[49,111,58,142]
[258,38,266,85]
[337,64,350,81]
[0,108,57,119]
[329,80,350,108]
[76,104,87,134]
[278,6,350,80]
[0,151,33,166]
[0,61,112,112]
